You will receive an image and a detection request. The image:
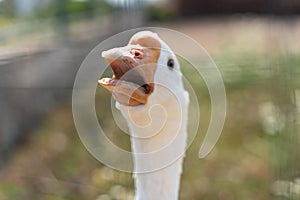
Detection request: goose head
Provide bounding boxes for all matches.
[99,31,186,107]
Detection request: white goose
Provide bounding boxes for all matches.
[99,31,189,200]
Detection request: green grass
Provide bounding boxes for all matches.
[0,16,19,27]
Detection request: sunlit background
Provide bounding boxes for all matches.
[0,0,299,199]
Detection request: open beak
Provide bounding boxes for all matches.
[98,46,155,106]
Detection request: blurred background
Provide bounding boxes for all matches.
[0,0,299,199]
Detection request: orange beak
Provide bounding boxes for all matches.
[98,45,154,106]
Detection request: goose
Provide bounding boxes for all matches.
[98,31,189,200]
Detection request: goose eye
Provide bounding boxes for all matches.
[167,59,174,69]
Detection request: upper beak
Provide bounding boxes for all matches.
[101,46,139,80]
[102,47,125,62]
[101,45,142,65]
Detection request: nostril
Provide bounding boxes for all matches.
[131,49,143,58]
[135,52,141,57]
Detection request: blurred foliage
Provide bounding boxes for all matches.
[36,0,114,20]
[0,0,114,21]
[0,0,115,45]
[0,50,299,199]
[0,13,299,199]
[0,0,14,17]
[146,5,178,22]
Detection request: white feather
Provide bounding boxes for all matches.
[117,32,189,200]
